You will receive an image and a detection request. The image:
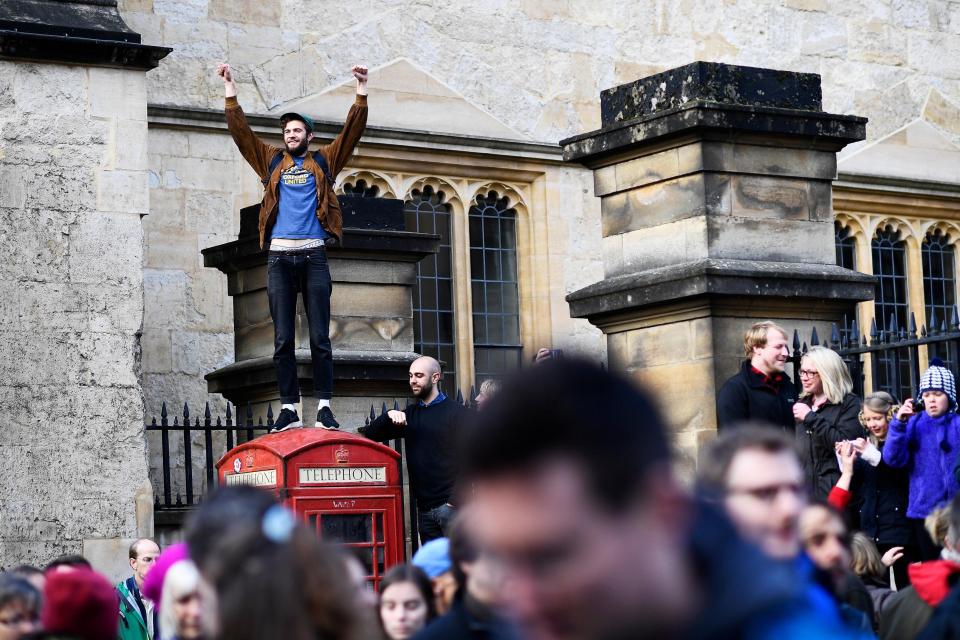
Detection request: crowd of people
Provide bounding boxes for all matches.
[6,325,960,639]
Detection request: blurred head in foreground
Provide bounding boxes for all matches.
[185,485,367,640]
[462,358,694,640]
[697,427,807,560]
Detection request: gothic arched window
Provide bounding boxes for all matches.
[872,226,911,400]
[469,191,521,380]
[922,229,956,366]
[404,186,457,393]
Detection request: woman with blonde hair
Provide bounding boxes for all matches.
[158,560,206,640]
[793,346,865,498]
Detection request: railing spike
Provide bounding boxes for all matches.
[394,399,400,411]
[216,416,222,427]
[870,318,878,340]
[267,404,274,419]
[456,389,464,405]
[888,312,898,334]
[909,312,917,336]
[953,305,960,330]
[802,341,808,354]
[246,403,253,420]
[258,416,264,428]
[470,386,476,403]
[792,329,801,351]
[150,417,157,427]
[831,323,840,345]
[161,401,168,419]
[380,402,387,416]
[921,324,928,337]
[204,402,211,420]
[226,403,232,420]
[369,404,376,421]
[173,416,179,427]
[811,326,820,346]
[931,309,939,334]
[183,402,189,421]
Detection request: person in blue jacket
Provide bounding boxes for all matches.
[883,358,960,560]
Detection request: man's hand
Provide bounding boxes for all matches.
[217,62,237,98]
[896,398,915,422]
[387,409,406,426]
[353,65,368,96]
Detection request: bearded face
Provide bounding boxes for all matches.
[282,120,312,157]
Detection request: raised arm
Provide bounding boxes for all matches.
[883,400,917,468]
[359,408,407,443]
[218,62,277,178]
[318,65,369,176]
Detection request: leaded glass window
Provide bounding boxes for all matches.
[923,229,956,367]
[835,222,858,343]
[469,191,521,380]
[405,186,456,394]
[872,227,911,401]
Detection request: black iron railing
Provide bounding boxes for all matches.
[148,391,477,553]
[787,307,960,403]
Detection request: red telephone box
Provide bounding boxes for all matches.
[216,429,404,590]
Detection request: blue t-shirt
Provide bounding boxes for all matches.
[271,156,328,240]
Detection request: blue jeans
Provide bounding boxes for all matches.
[267,248,333,403]
[418,503,454,544]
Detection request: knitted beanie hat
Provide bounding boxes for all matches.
[919,358,957,407]
[42,568,119,640]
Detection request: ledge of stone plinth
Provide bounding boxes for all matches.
[206,350,420,402]
[202,228,440,273]
[0,0,171,69]
[566,258,875,321]
[560,62,866,167]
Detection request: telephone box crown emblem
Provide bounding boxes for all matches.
[334,446,350,465]
[245,454,255,468]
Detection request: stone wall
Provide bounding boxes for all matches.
[116,0,960,466]
[120,0,960,147]
[0,61,152,571]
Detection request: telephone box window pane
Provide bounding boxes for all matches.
[377,547,385,574]
[356,547,373,575]
[376,513,384,542]
[321,514,372,544]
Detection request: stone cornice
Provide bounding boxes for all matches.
[0,0,170,69]
[146,104,565,162]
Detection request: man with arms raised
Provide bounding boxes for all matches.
[217,61,369,432]
[361,356,463,542]
[717,320,796,431]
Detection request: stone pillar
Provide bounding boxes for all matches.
[0,1,169,575]
[202,196,438,430]
[562,62,875,472]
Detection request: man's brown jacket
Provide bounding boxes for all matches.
[224,94,368,248]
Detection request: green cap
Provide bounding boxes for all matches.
[280,112,315,132]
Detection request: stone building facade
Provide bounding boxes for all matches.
[122,0,960,419]
[2,0,959,573]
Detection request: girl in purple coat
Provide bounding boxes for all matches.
[883,359,960,560]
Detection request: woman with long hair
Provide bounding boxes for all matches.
[378,564,436,640]
[793,346,865,498]
[185,486,375,640]
[158,560,205,640]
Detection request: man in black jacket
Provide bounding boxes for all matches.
[717,320,797,432]
[360,356,463,543]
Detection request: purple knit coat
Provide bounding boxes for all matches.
[883,411,960,519]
